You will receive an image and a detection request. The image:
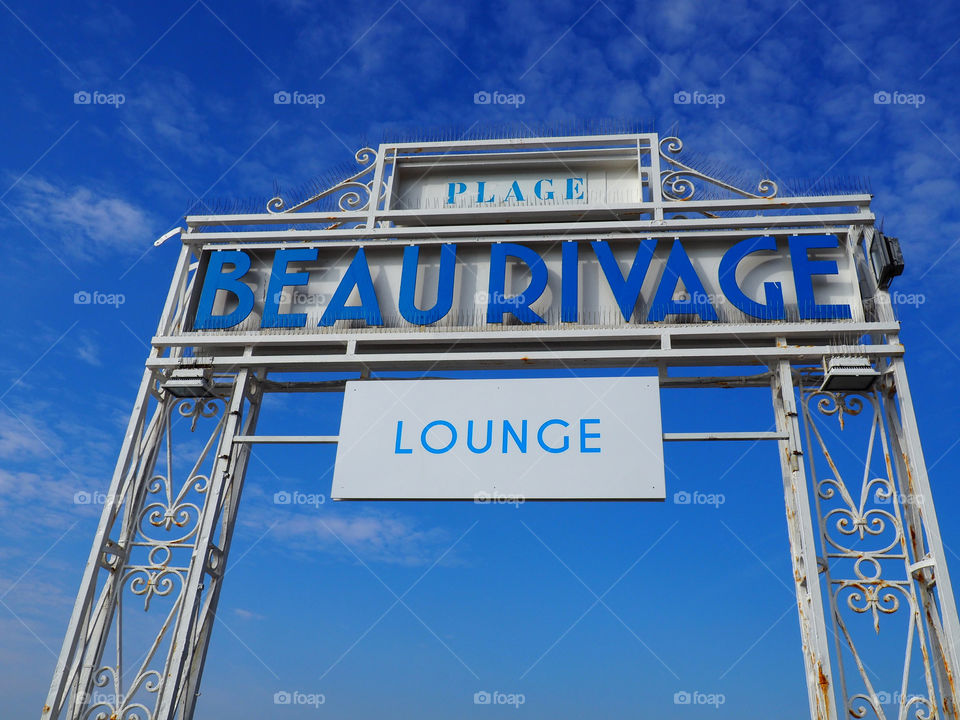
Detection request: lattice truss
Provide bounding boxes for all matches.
[43,367,263,720]
[800,379,957,720]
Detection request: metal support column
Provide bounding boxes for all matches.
[772,360,839,719]
[884,360,960,718]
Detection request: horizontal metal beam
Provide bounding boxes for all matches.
[255,373,778,393]
[147,342,904,372]
[153,321,899,349]
[185,212,875,244]
[231,432,787,444]
[184,195,873,228]
[662,431,787,441]
[199,227,863,252]
[384,133,659,152]
[233,435,338,444]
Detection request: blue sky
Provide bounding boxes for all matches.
[2,0,960,717]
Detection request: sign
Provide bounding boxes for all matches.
[191,234,860,332]
[390,155,640,209]
[331,377,665,500]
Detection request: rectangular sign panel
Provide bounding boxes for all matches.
[391,157,642,209]
[190,235,863,333]
[332,377,665,500]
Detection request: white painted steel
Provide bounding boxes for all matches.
[43,131,960,720]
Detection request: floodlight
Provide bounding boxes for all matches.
[868,230,904,290]
[161,368,215,398]
[819,356,880,392]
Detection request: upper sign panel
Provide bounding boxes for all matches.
[390,156,644,210]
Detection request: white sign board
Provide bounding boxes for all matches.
[332,377,665,500]
[391,159,642,209]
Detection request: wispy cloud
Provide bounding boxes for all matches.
[12,177,155,259]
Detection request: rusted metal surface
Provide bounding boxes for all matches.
[773,362,839,720]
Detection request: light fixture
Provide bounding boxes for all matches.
[820,356,880,392]
[161,368,215,398]
[868,230,904,290]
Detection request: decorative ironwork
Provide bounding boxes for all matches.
[801,385,944,719]
[266,147,382,214]
[42,373,259,720]
[658,136,778,201]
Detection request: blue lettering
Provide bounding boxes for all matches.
[502,420,528,453]
[447,182,467,204]
[504,180,525,202]
[789,235,852,319]
[486,243,548,324]
[593,240,656,321]
[262,247,317,328]
[534,179,554,200]
[398,244,456,325]
[565,177,584,200]
[561,241,579,322]
[719,236,785,320]
[537,419,570,453]
[421,420,457,454]
[467,419,493,454]
[476,181,494,203]
[394,421,412,454]
[194,250,255,330]
[648,240,719,321]
[580,419,601,453]
[318,248,383,326]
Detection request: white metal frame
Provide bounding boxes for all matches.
[42,132,959,720]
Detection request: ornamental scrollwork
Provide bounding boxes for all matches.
[812,390,864,430]
[801,382,938,719]
[658,136,778,201]
[177,396,221,432]
[267,146,382,214]
[81,666,161,720]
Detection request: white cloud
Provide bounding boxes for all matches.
[247,502,455,566]
[14,177,155,259]
[76,335,101,367]
[0,420,46,460]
